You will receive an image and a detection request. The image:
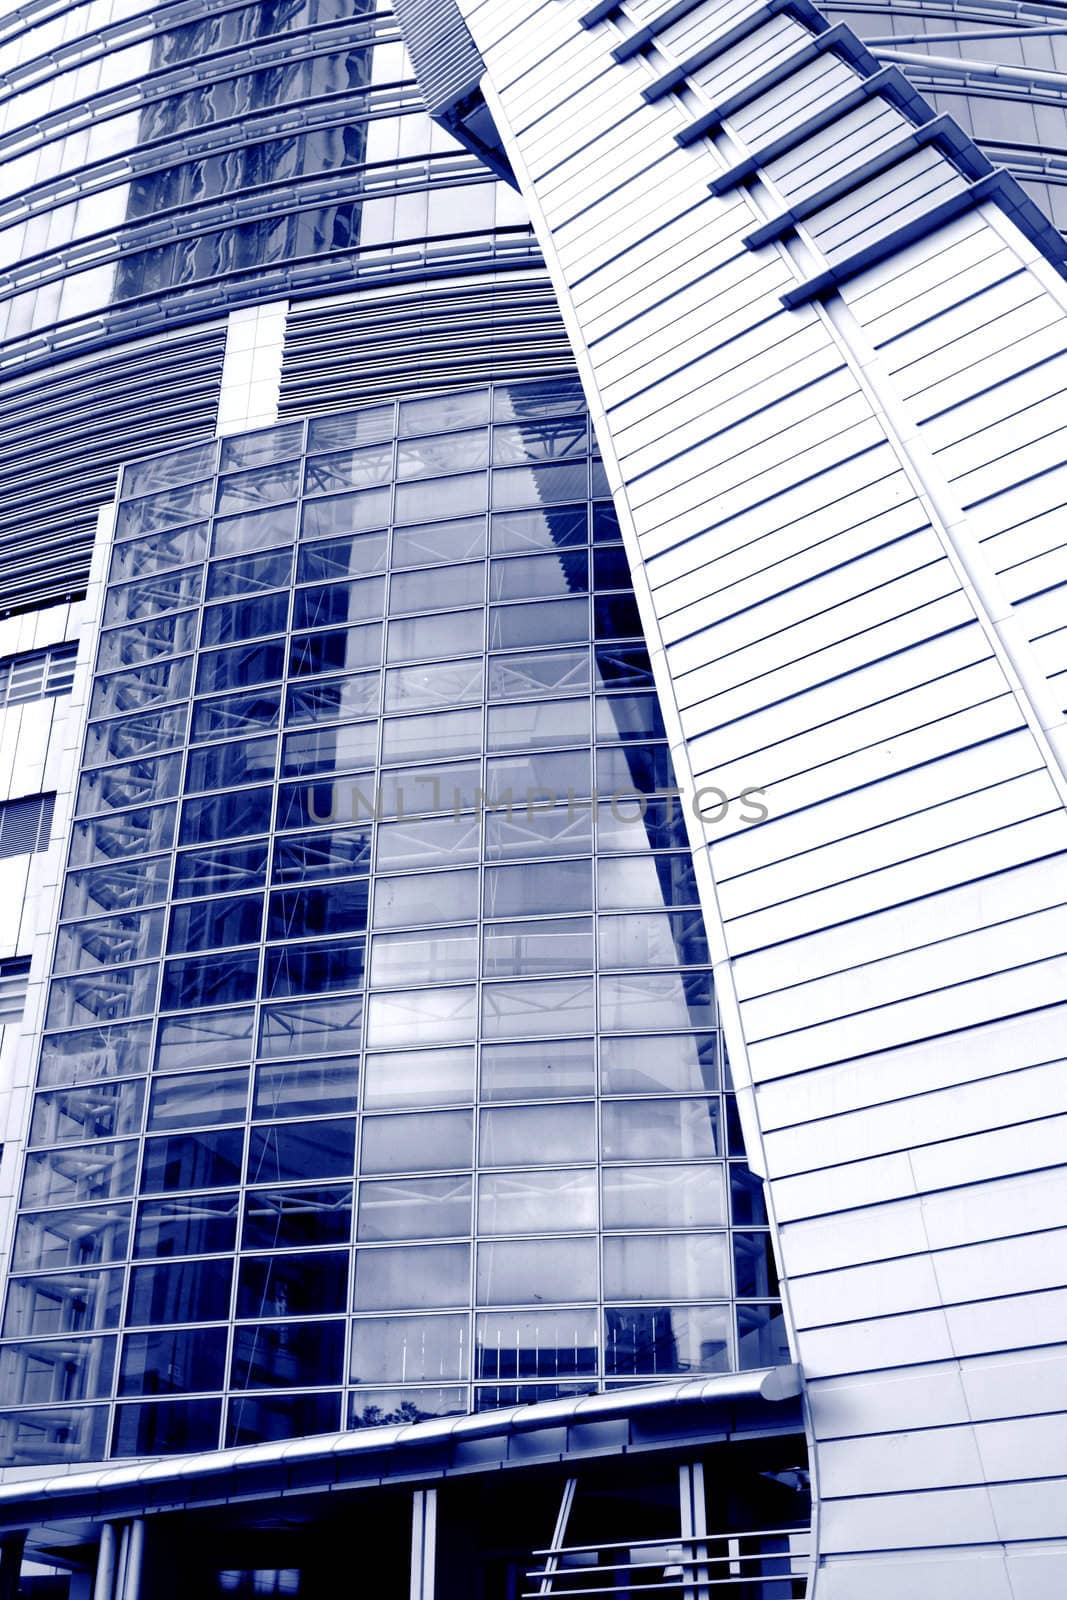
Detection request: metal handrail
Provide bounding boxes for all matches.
[531,1526,810,1557]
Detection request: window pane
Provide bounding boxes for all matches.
[211,504,297,559]
[179,786,273,846]
[126,1258,233,1325]
[230,1321,345,1389]
[140,1130,244,1193]
[484,861,592,918]
[385,659,484,713]
[387,609,484,664]
[482,978,595,1040]
[602,1165,726,1230]
[112,1398,222,1458]
[348,1387,464,1430]
[29,1079,144,1145]
[602,1234,729,1301]
[373,870,478,929]
[389,563,483,614]
[381,708,481,765]
[475,1308,597,1379]
[3,1270,124,1337]
[54,912,164,976]
[242,1186,352,1251]
[489,598,587,651]
[272,826,372,884]
[265,938,365,999]
[356,1175,471,1241]
[206,549,293,600]
[366,987,476,1049]
[597,853,699,911]
[487,699,588,753]
[598,910,709,970]
[300,488,390,541]
[477,1239,597,1306]
[479,1039,594,1102]
[362,1048,475,1111]
[134,1195,239,1259]
[154,1008,255,1073]
[168,896,263,955]
[147,1069,249,1131]
[483,917,594,977]
[253,1060,359,1120]
[293,578,384,631]
[258,996,363,1058]
[246,1119,356,1184]
[601,1098,721,1162]
[370,927,477,986]
[191,690,280,741]
[268,883,369,942]
[296,532,388,585]
[23,1142,138,1207]
[394,473,486,524]
[478,1169,596,1235]
[118,1326,227,1396]
[392,517,485,569]
[349,1315,468,1384]
[484,805,591,862]
[12,1204,130,1272]
[0,1336,117,1406]
[480,1104,596,1168]
[228,1391,342,1446]
[488,648,589,702]
[160,950,259,1011]
[604,1030,723,1094]
[397,429,488,480]
[599,971,715,1032]
[361,1110,473,1175]
[173,842,268,899]
[236,1252,348,1319]
[352,1244,470,1311]
[185,735,277,793]
[285,672,380,727]
[604,1305,730,1377]
[489,552,588,602]
[280,724,378,777]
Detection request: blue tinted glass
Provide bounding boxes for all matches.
[134,1194,239,1258]
[227,1390,341,1447]
[185,736,277,794]
[140,1129,244,1193]
[112,1398,222,1457]
[265,937,365,998]
[173,842,268,898]
[268,882,368,940]
[230,1320,345,1388]
[242,1186,352,1250]
[236,1251,348,1318]
[126,1259,233,1325]
[196,639,285,694]
[118,1326,228,1396]
[247,1119,356,1183]
[160,951,259,1011]
[179,787,274,846]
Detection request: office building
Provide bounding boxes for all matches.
[0,0,1064,1595]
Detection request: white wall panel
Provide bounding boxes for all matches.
[453,0,1067,1589]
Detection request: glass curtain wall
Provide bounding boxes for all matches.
[0,379,787,1467]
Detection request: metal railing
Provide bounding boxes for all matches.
[525,1525,812,1598]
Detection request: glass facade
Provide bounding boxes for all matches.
[0,378,786,1467]
[0,0,533,368]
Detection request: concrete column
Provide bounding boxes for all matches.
[93,1523,117,1600]
[410,1488,437,1600]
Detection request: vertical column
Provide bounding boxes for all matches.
[410,1489,437,1600]
[93,1524,117,1600]
[0,1531,25,1600]
[678,1462,710,1600]
[92,1519,145,1600]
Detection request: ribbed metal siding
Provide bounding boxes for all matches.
[0,321,225,617]
[391,0,484,117]
[278,275,574,413]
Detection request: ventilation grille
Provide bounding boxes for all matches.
[279,274,574,414]
[0,957,30,1025]
[0,794,55,861]
[0,641,77,708]
[0,321,226,618]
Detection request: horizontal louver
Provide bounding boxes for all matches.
[0,322,226,618]
[279,275,573,413]
[0,793,55,860]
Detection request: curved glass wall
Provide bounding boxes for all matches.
[0,379,786,1467]
[0,0,535,370]
[824,2,1067,231]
